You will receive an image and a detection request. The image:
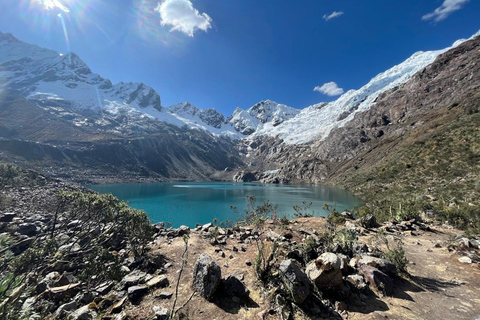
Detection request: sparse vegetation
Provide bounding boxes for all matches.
[293,201,315,218]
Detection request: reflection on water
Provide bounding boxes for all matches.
[88,182,361,227]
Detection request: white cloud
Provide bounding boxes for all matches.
[154,0,212,37]
[422,0,469,22]
[314,82,344,96]
[323,11,344,21]
[38,0,70,13]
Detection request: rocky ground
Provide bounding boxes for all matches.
[1,177,479,320]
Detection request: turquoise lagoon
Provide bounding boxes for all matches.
[88,182,361,227]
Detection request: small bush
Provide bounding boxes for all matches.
[293,201,314,218]
[385,243,409,275]
[327,210,346,225]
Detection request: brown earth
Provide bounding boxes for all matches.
[119,218,480,320]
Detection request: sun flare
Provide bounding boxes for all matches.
[37,0,70,13]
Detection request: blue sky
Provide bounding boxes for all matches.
[0,0,479,115]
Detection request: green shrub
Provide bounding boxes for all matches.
[327,210,346,225]
[385,243,409,275]
[293,201,314,218]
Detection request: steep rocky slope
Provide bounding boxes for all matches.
[247,33,479,186]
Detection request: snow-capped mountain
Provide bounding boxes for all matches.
[250,32,480,145]
[0,32,298,139]
[227,100,300,135]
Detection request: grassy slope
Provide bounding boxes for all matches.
[330,105,480,231]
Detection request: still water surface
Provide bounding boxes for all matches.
[88,182,361,227]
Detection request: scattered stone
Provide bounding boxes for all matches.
[202,223,213,232]
[0,212,16,222]
[245,259,252,266]
[178,225,190,236]
[358,215,377,228]
[357,255,397,276]
[359,265,393,296]
[279,260,310,304]
[111,297,127,314]
[157,291,173,299]
[346,274,367,290]
[17,223,37,236]
[54,300,78,319]
[146,275,169,289]
[48,283,81,301]
[69,305,97,320]
[469,239,480,250]
[127,285,148,301]
[192,254,221,300]
[306,253,343,289]
[458,256,472,264]
[121,270,147,289]
[153,306,169,320]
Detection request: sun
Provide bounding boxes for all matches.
[37,0,71,13]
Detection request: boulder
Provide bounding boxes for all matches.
[359,265,393,296]
[17,223,37,236]
[279,260,310,304]
[178,225,190,236]
[357,255,397,276]
[10,237,34,255]
[458,256,472,264]
[202,223,213,232]
[127,285,148,301]
[222,275,249,299]
[346,274,367,290]
[0,212,16,222]
[121,270,147,289]
[54,300,78,319]
[146,275,169,289]
[306,253,343,289]
[192,254,221,300]
[469,239,480,250]
[153,306,169,320]
[157,291,173,299]
[358,215,377,228]
[69,305,97,320]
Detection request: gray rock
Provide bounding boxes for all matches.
[192,254,221,300]
[223,275,250,299]
[0,212,16,222]
[202,223,213,232]
[469,239,480,250]
[121,270,147,289]
[306,252,343,289]
[153,306,169,320]
[358,214,377,228]
[127,285,148,301]
[146,275,169,289]
[54,300,78,318]
[357,255,397,276]
[458,256,472,264]
[17,223,37,236]
[157,291,173,299]
[69,305,97,320]
[178,225,190,236]
[279,260,310,304]
[359,265,393,296]
[346,274,367,290]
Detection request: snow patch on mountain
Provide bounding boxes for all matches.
[251,33,479,145]
[227,100,300,135]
